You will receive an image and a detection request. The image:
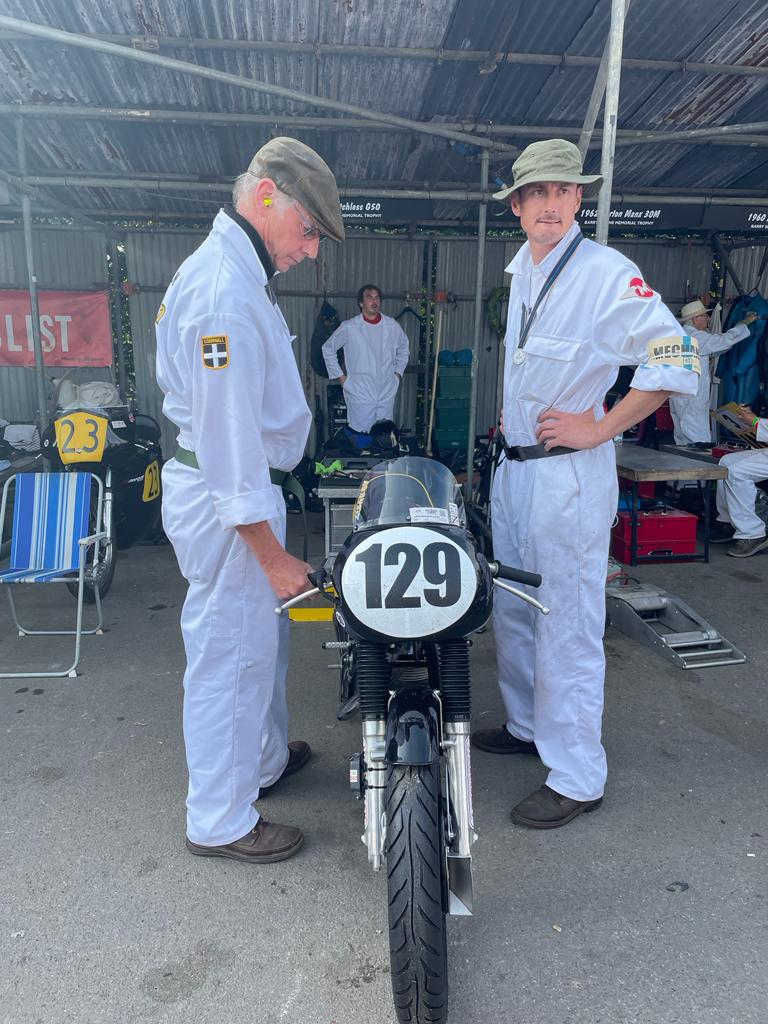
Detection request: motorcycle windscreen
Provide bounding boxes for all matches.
[352,455,465,531]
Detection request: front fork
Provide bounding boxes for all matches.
[354,639,477,913]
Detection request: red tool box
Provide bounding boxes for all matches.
[619,476,657,498]
[712,443,751,459]
[611,507,698,562]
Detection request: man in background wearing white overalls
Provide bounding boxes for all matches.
[157,138,344,862]
[322,284,410,432]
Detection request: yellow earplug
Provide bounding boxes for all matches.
[263,197,272,207]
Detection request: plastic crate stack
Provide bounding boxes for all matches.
[434,362,471,455]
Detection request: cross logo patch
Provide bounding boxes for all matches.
[201,335,229,370]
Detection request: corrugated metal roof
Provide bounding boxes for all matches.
[0,0,765,219]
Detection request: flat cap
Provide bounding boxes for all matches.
[248,136,345,242]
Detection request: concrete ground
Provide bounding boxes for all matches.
[1,511,766,1024]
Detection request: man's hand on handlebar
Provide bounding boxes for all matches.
[263,550,314,601]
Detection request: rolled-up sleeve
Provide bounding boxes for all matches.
[591,262,700,398]
[187,311,278,529]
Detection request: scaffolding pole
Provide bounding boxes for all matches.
[465,150,489,502]
[595,0,627,246]
[16,120,48,438]
[578,0,632,159]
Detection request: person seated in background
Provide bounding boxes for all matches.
[711,404,768,558]
[322,283,410,433]
[669,300,758,446]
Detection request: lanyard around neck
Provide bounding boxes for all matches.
[516,232,584,353]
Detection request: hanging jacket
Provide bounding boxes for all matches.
[716,294,768,407]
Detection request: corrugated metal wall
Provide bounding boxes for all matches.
[0,226,720,452]
[0,228,111,424]
[725,243,768,303]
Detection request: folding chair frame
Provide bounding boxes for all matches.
[0,472,107,679]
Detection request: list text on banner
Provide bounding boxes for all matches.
[0,290,112,368]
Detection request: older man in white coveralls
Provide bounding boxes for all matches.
[156,138,344,862]
[669,299,757,445]
[471,140,700,828]
[712,404,768,558]
[322,283,410,432]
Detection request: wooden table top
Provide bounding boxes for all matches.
[614,443,728,482]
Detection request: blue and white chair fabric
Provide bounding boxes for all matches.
[0,472,106,678]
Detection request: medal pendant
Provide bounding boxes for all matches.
[512,348,526,365]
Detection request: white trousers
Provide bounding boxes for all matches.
[491,448,615,802]
[162,460,290,846]
[716,450,768,540]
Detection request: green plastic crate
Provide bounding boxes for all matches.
[438,377,472,398]
[438,365,472,377]
[436,408,470,430]
[436,397,470,411]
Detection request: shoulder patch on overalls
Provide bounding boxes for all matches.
[155,303,166,324]
[620,276,655,300]
[202,334,230,370]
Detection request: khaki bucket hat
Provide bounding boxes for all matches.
[248,136,345,242]
[493,139,603,201]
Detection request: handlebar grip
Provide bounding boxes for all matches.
[490,562,542,589]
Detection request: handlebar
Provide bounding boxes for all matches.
[489,561,542,589]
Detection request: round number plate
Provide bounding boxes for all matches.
[340,526,477,638]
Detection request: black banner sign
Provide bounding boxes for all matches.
[340,197,434,223]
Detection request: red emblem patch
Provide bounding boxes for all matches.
[620,276,655,300]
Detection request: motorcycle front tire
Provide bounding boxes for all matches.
[386,761,449,1024]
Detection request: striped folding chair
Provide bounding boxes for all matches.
[0,472,106,678]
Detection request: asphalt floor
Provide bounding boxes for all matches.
[1,511,766,1024]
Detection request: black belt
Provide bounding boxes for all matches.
[501,440,577,461]
[174,446,308,561]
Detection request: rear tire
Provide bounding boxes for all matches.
[386,762,449,1024]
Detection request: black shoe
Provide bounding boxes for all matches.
[709,525,735,544]
[258,741,311,798]
[511,785,602,829]
[471,726,538,756]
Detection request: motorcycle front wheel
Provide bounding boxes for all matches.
[386,761,449,1024]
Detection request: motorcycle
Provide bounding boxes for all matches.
[278,456,548,1024]
[39,377,164,602]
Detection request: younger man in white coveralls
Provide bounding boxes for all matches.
[156,138,345,862]
[713,403,768,558]
[322,284,410,432]
[669,300,757,445]
[471,140,700,828]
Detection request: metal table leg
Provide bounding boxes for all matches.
[630,480,639,566]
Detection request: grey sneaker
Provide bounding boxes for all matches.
[727,536,768,558]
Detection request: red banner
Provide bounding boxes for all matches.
[0,290,112,367]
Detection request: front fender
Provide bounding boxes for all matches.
[385,687,441,766]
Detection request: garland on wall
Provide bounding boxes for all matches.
[485,285,509,340]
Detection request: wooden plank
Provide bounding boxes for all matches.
[614,443,727,482]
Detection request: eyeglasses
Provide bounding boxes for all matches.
[294,204,322,242]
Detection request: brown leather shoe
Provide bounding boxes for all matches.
[511,785,602,829]
[186,819,304,862]
[471,725,538,757]
[259,740,312,798]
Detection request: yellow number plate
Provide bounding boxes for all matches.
[143,459,161,502]
[54,412,108,464]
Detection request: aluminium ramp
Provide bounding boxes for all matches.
[606,580,746,670]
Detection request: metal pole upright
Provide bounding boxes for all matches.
[465,149,489,502]
[16,119,48,438]
[595,0,627,246]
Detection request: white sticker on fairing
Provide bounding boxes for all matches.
[340,526,477,638]
[448,502,461,525]
[409,506,449,524]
